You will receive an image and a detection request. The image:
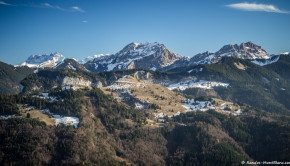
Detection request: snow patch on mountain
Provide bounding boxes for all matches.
[66,63,77,71]
[62,77,92,90]
[182,99,214,112]
[168,80,229,90]
[252,55,280,66]
[182,99,242,116]
[32,93,58,102]
[42,109,79,128]
[54,116,79,128]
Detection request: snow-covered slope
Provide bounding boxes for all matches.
[20,52,64,68]
[167,80,229,90]
[84,42,181,72]
[252,55,280,66]
[79,54,111,64]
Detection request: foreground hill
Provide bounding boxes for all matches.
[0,87,289,165]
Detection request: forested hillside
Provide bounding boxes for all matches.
[0,61,33,94]
[1,87,289,165]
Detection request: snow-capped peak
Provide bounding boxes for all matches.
[20,52,64,68]
[80,54,111,64]
[84,42,181,72]
[187,42,270,65]
[281,52,289,55]
[115,42,168,58]
[215,41,269,59]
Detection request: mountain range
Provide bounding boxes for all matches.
[17,41,284,72]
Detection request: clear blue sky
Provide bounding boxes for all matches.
[0,0,290,65]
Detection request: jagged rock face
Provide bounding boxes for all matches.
[165,42,271,69]
[20,52,64,68]
[62,77,92,90]
[215,42,269,59]
[194,42,270,64]
[114,42,178,67]
[84,42,180,72]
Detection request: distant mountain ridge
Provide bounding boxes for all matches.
[18,42,287,72]
[164,42,272,70]
[194,42,269,63]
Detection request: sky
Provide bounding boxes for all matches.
[0,0,290,65]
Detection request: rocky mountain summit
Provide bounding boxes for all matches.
[165,42,272,70]
[84,42,181,72]
[216,42,269,59]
